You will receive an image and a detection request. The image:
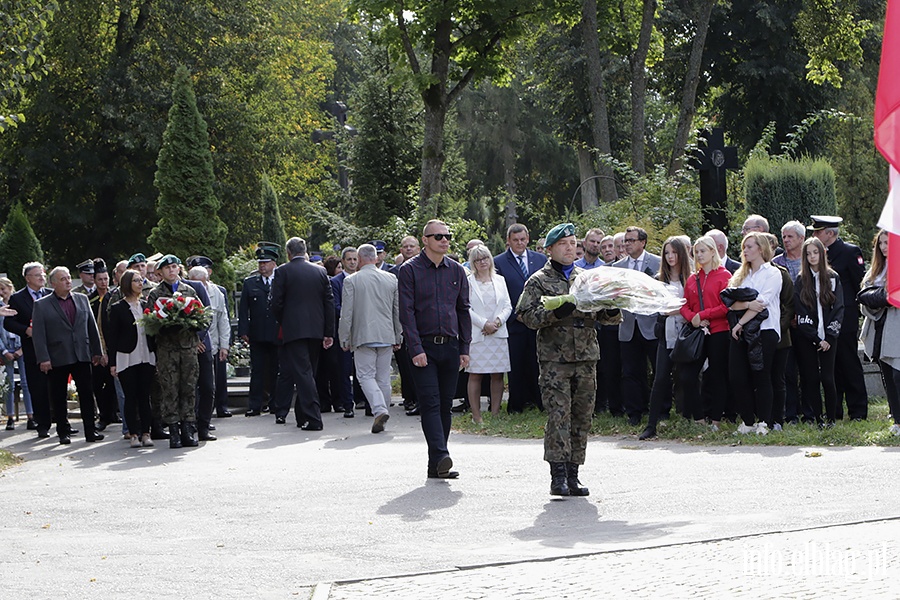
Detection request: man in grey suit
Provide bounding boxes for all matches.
[612,226,662,425]
[271,237,335,430]
[339,244,402,434]
[32,266,104,444]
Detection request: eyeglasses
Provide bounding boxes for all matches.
[425,233,453,241]
[624,238,641,244]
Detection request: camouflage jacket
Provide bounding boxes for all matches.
[516,262,606,363]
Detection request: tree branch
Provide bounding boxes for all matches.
[395,2,421,75]
[446,30,502,105]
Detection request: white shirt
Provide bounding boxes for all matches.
[739,262,782,339]
[628,250,648,272]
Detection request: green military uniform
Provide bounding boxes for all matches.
[517,261,602,465]
[147,278,200,425]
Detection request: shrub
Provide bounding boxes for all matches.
[744,156,837,235]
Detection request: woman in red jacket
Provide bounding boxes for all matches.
[678,235,732,429]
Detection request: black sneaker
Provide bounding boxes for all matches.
[5,417,13,431]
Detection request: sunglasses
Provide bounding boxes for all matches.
[425,233,453,241]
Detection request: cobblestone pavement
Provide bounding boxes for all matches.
[326,519,900,599]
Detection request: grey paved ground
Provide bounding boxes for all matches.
[2,401,899,599]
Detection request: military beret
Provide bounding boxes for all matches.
[807,215,843,231]
[127,253,147,267]
[75,259,94,274]
[369,240,387,251]
[255,245,278,262]
[156,254,182,269]
[310,254,323,262]
[186,255,213,269]
[544,223,576,248]
[92,258,107,274]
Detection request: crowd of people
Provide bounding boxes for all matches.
[0,212,892,492]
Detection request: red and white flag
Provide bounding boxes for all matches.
[876,0,900,306]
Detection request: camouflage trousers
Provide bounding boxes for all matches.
[540,360,596,464]
[155,341,199,424]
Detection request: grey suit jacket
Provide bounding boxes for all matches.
[612,252,662,341]
[32,292,102,366]
[338,264,402,351]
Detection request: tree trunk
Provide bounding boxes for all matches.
[668,0,715,177]
[581,0,619,204]
[630,0,656,174]
[576,145,599,211]
[420,100,447,216]
[502,138,519,228]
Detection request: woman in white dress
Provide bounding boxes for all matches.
[466,244,512,423]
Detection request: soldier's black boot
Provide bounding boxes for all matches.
[168,422,182,449]
[549,462,570,496]
[566,463,590,496]
[197,421,217,441]
[181,421,199,447]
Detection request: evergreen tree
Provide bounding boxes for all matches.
[149,66,227,271]
[0,203,44,289]
[260,174,286,259]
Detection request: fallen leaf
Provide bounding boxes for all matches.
[41,524,50,529]
[805,451,822,458]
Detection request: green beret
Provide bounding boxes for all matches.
[156,254,182,269]
[544,223,576,248]
[127,253,147,266]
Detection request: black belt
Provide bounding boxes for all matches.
[423,335,454,345]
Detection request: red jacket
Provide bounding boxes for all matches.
[680,267,731,334]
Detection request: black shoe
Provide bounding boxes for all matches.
[549,462,570,496]
[58,435,71,445]
[95,420,108,432]
[26,418,36,430]
[261,405,270,413]
[343,409,354,418]
[405,405,420,416]
[275,416,286,424]
[37,429,50,439]
[150,426,169,440]
[321,405,332,413]
[216,410,233,418]
[5,417,13,431]
[168,422,182,449]
[86,432,105,442]
[427,469,460,479]
[207,424,216,431]
[355,401,366,410]
[365,410,374,417]
[181,422,199,447]
[198,426,217,441]
[566,463,590,497]
[451,400,469,413]
[638,426,657,441]
[627,415,641,426]
[66,427,80,436]
[299,422,323,431]
[245,409,261,417]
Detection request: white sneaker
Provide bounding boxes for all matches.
[129,436,141,448]
[889,424,900,437]
[756,422,769,436]
[735,422,756,435]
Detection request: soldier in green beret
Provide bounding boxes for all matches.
[516,223,614,496]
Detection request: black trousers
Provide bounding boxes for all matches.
[879,360,900,425]
[646,338,675,428]
[22,344,50,433]
[681,331,729,422]
[596,325,623,415]
[248,341,279,411]
[119,363,155,436]
[834,321,869,419]
[315,343,352,411]
[794,339,838,423]
[92,363,118,423]
[274,339,322,427]
[730,329,779,427]
[782,348,806,422]
[194,348,215,427]
[394,342,418,408]
[214,354,229,413]
[771,346,789,426]
[620,329,657,420]
[506,329,542,413]
[47,361,96,438]
[410,339,459,469]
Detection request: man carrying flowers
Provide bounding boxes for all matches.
[146,255,207,448]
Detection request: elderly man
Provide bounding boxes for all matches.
[399,220,471,478]
[517,223,605,497]
[188,255,232,419]
[600,235,617,264]
[706,228,741,273]
[810,215,868,420]
[32,266,104,444]
[340,244,402,433]
[271,237,335,430]
[239,244,281,416]
[773,221,805,281]
[613,232,627,261]
[773,221,806,424]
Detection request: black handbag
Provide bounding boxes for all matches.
[670,274,706,363]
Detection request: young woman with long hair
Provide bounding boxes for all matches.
[793,237,843,426]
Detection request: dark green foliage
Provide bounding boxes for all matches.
[0,203,43,289]
[149,66,227,274]
[744,157,837,233]
[260,174,286,260]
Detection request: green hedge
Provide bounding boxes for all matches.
[744,157,837,234]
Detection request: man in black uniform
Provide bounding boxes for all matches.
[238,243,281,416]
[810,215,868,420]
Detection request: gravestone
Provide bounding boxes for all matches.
[690,128,738,233]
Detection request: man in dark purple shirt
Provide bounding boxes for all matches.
[398,219,472,479]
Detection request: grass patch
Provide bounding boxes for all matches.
[0,449,20,471]
[452,399,900,446]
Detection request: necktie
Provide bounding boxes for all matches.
[264,278,271,291]
[517,255,528,278]
[32,289,41,301]
[631,258,640,271]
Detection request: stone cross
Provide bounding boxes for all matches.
[690,128,738,233]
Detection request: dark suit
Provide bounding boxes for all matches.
[271,256,335,427]
[494,248,547,412]
[183,280,216,432]
[32,292,102,438]
[238,273,279,411]
[90,291,118,424]
[724,257,741,274]
[316,272,354,412]
[4,287,51,434]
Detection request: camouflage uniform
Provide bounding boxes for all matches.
[517,262,613,464]
[147,280,199,424]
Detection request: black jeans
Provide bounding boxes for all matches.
[119,362,155,436]
[410,339,459,469]
[597,325,623,415]
[248,341,279,411]
[506,329,542,412]
[730,329,779,427]
[794,338,838,423]
[646,338,675,428]
[194,348,215,427]
[620,329,657,420]
[47,361,96,437]
[681,331,729,422]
